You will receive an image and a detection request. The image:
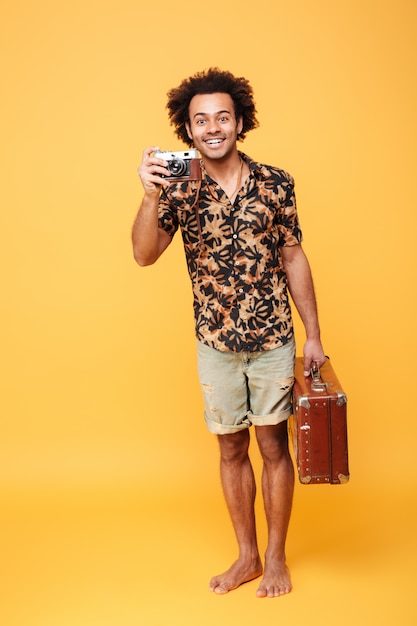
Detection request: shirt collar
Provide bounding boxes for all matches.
[239,151,268,180]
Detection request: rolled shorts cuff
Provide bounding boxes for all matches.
[204,415,248,435]
[204,407,292,435]
[250,406,292,427]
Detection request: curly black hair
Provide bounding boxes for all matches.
[166,68,259,147]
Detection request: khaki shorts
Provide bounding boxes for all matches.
[197,338,296,435]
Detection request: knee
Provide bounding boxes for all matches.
[218,430,250,464]
[256,423,289,465]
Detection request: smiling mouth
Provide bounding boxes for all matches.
[204,138,225,145]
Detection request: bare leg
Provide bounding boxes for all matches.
[209,429,263,594]
[255,422,294,598]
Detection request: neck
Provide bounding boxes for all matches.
[203,152,247,202]
[202,151,242,184]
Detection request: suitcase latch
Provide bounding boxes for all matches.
[311,361,332,392]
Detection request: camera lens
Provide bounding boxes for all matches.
[168,159,187,176]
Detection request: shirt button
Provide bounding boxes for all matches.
[232,234,238,239]
[239,288,244,293]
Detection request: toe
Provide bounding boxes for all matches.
[209,578,229,594]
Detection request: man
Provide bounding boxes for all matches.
[132,68,325,598]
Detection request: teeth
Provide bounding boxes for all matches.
[206,139,223,144]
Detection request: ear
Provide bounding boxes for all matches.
[237,117,243,136]
[185,121,193,141]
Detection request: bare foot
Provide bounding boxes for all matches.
[209,557,263,595]
[256,560,292,598]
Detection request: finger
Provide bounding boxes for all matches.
[303,358,312,377]
[143,146,160,159]
[140,147,162,170]
[138,160,169,180]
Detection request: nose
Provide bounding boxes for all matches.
[207,118,221,133]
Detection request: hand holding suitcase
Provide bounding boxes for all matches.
[289,357,349,485]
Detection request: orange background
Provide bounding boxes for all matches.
[1,0,416,624]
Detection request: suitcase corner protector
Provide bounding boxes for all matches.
[298,395,310,409]
[300,475,312,484]
[338,473,350,484]
[336,391,348,406]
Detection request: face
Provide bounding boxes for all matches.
[185,92,243,162]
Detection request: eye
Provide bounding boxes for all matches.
[196,118,206,125]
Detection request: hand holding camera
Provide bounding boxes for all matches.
[138,147,201,194]
[153,149,201,182]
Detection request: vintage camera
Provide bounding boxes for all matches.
[154,149,201,182]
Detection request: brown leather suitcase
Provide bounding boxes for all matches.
[289,357,349,484]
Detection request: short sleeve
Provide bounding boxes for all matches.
[277,174,303,247]
[158,188,179,238]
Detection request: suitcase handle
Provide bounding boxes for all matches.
[311,361,328,392]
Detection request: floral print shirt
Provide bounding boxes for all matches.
[158,152,302,352]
